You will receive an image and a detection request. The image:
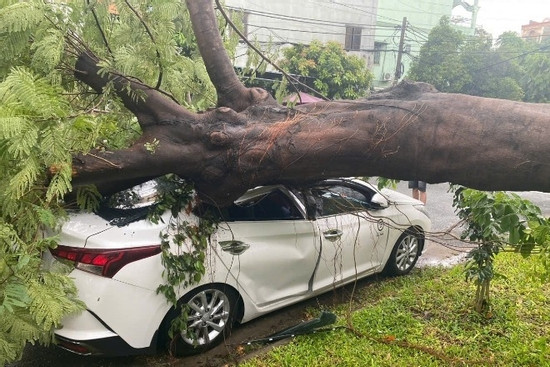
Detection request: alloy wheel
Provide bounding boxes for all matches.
[395,234,419,272]
[183,289,231,346]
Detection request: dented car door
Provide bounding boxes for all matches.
[305,183,388,290]
[215,187,320,307]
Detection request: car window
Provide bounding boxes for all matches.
[222,189,304,221]
[94,179,162,226]
[309,185,372,216]
[106,180,159,209]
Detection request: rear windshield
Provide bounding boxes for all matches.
[97,180,160,226]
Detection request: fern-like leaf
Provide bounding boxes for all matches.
[1,67,69,118]
[27,273,85,331]
[4,308,43,344]
[6,125,38,160]
[1,281,30,314]
[40,125,69,165]
[0,2,44,33]
[0,115,28,140]
[76,185,102,212]
[45,162,72,203]
[7,156,40,199]
[30,28,64,73]
[0,335,18,366]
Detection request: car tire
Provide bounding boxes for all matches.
[383,228,423,276]
[160,284,240,356]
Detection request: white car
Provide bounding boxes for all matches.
[43,178,430,356]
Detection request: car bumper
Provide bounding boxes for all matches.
[56,334,155,356]
[55,306,157,356]
[54,262,171,352]
[54,301,160,356]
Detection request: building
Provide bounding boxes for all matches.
[225,0,378,77]
[224,0,476,93]
[521,19,550,43]
[372,0,477,88]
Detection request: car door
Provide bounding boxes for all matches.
[214,187,320,307]
[305,182,389,290]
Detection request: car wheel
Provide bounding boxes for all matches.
[384,228,423,276]
[160,284,239,356]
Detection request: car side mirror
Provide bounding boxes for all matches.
[371,193,389,209]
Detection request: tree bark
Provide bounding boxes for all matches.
[186,0,274,111]
[69,0,550,207]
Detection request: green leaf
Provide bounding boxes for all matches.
[1,282,30,313]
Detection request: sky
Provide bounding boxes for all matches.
[468,0,550,38]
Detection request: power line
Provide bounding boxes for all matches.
[227,1,550,75]
[471,43,550,73]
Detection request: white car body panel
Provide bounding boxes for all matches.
[60,268,166,348]
[56,310,118,341]
[215,220,318,307]
[48,178,431,354]
[314,212,384,287]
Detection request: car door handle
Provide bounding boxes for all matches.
[219,240,250,255]
[323,229,343,241]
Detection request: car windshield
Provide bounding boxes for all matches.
[106,180,160,209]
[96,178,306,225]
[220,189,303,221]
[95,179,162,227]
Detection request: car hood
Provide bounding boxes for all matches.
[380,188,424,206]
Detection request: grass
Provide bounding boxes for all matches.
[239,253,550,367]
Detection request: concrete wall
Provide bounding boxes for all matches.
[225,0,378,70]
[223,0,474,92]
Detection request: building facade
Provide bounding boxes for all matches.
[372,0,478,88]
[225,0,378,71]
[521,19,550,43]
[224,0,476,93]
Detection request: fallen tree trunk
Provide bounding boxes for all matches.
[69,0,550,206]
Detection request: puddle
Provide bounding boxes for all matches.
[417,252,468,268]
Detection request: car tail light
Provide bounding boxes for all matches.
[50,245,161,278]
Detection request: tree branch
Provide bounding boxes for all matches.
[214,0,329,102]
[86,0,113,55]
[185,0,275,112]
[74,50,195,128]
[66,0,550,209]
[123,0,164,89]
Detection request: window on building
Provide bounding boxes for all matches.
[373,42,387,64]
[345,26,362,51]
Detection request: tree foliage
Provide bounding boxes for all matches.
[1,0,550,363]
[0,65,87,364]
[409,17,550,102]
[407,17,550,314]
[408,17,469,93]
[280,40,373,99]
[0,0,228,363]
[453,188,550,313]
[522,51,550,103]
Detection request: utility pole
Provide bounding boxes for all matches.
[471,0,479,30]
[394,17,407,85]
